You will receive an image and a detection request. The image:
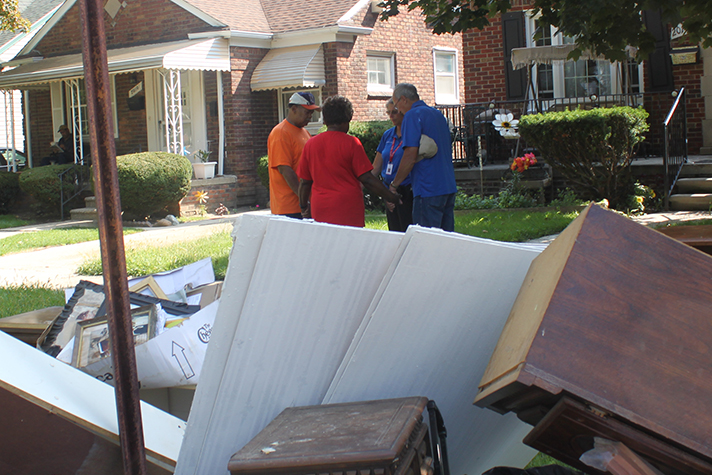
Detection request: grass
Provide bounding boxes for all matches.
[0,284,65,318]
[0,227,143,257]
[0,215,31,230]
[651,218,712,229]
[366,208,579,242]
[525,452,578,470]
[77,230,233,280]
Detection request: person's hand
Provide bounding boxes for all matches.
[385,201,396,212]
[300,203,311,219]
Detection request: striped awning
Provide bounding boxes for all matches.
[0,37,230,89]
[251,44,325,91]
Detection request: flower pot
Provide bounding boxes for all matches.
[193,162,217,179]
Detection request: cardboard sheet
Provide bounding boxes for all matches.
[176,217,403,475]
[323,227,542,475]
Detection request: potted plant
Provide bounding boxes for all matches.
[192,150,217,179]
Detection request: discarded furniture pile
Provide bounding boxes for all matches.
[1,205,710,475]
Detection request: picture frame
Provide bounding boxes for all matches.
[72,304,158,368]
[128,276,168,300]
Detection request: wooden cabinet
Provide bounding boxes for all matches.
[228,397,430,475]
[475,205,712,475]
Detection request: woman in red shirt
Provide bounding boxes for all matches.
[297,95,400,227]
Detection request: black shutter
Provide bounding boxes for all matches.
[643,9,674,92]
[502,11,527,100]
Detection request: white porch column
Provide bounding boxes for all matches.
[160,68,184,155]
[66,78,84,164]
[217,70,224,175]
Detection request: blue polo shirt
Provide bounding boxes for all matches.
[376,126,411,187]
[401,100,457,198]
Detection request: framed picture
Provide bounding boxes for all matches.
[72,304,158,368]
[129,276,168,300]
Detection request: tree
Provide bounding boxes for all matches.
[379,0,712,62]
[0,0,29,33]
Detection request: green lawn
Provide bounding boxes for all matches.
[0,227,143,257]
[0,215,31,230]
[367,208,579,242]
[0,284,66,318]
[77,230,233,280]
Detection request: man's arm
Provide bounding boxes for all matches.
[388,146,417,193]
[277,165,300,195]
[298,178,313,218]
[358,172,401,204]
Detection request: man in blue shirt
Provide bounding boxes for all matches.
[389,83,457,231]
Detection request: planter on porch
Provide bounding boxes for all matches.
[192,162,217,180]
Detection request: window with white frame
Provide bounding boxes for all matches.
[366,53,394,95]
[280,88,322,134]
[526,14,642,100]
[58,77,118,139]
[433,49,458,104]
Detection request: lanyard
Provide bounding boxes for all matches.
[388,133,402,163]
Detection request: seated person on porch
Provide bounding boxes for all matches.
[40,124,73,166]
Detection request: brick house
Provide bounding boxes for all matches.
[460,2,712,156]
[0,0,463,208]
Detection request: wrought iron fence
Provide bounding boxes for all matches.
[437,92,673,168]
[662,87,687,209]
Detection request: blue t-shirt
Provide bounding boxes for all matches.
[376,126,411,187]
[401,100,457,197]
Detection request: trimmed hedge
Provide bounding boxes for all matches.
[0,171,20,213]
[347,120,392,162]
[19,164,89,213]
[519,106,649,210]
[257,154,269,194]
[116,152,192,219]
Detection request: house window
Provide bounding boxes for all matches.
[525,14,641,100]
[60,77,118,139]
[366,53,394,95]
[280,88,322,135]
[433,49,458,104]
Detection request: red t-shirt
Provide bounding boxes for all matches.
[297,131,373,227]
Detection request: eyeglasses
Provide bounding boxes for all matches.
[387,109,400,116]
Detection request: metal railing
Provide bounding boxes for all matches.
[437,93,661,168]
[59,163,91,220]
[662,87,687,209]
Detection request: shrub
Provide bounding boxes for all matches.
[518,106,649,210]
[115,152,192,220]
[347,120,392,162]
[19,164,90,214]
[257,154,269,195]
[0,171,20,213]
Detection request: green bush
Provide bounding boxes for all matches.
[257,154,269,195]
[519,106,649,210]
[347,120,392,162]
[19,164,90,214]
[0,171,20,213]
[116,152,192,220]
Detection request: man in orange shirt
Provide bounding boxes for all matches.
[267,92,321,218]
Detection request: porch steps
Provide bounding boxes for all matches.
[669,163,712,210]
[70,196,97,221]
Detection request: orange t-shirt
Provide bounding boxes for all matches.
[267,119,311,215]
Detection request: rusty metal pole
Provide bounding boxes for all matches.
[79,0,148,473]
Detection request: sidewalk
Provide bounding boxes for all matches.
[0,210,267,289]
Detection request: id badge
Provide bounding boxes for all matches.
[386,163,394,175]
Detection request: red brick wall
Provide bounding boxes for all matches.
[326,8,464,122]
[222,47,276,206]
[27,89,54,163]
[180,177,238,216]
[35,0,218,56]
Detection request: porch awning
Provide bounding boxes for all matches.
[511,45,607,70]
[0,37,230,89]
[251,44,325,91]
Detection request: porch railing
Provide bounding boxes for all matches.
[436,92,671,168]
[662,87,687,210]
[59,164,91,220]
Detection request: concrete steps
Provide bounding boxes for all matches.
[669,163,712,211]
[69,196,97,221]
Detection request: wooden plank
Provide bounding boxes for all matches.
[0,328,186,472]
[323,227,544,475]
[475,204,712,465]
[176,218,403,475]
